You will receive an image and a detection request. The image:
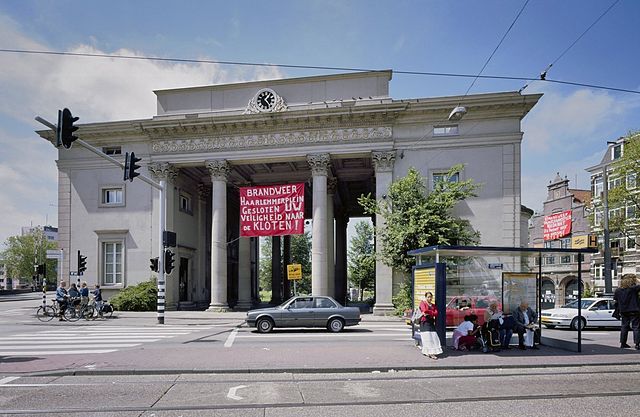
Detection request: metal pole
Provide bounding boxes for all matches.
[157,180,166,325]
[577,253,582,353]
[602,166,613,294]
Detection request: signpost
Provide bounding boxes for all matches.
[287,263,302,295]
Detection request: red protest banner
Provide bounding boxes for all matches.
[239,183,305,237]
[543,210,572,241]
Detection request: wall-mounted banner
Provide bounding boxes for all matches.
[543,210,572,241]
[240,183,305,237]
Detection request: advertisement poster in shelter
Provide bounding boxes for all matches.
[502,272,538,314]
[240,183,305,237]
[413,267,436,310]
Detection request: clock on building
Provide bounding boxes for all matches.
[255,89,276,111]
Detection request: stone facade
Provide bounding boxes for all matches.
[38,71,541,312]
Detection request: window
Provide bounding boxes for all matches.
[314,297,337,308]
[612,143,622,160]
[433,125,459,136]
[545,256,555,265]
[627,173,636,189]
[608,177,622,190]
[627,205,636,219]
[627,236,636,250]
[290,297,313,309]
[592,175,603,197]
[102,146,122,155]
[560,238,571,249]
[432,171,459,189]
[101,187,124,206]
[179,192,192,215]
[102,241,123,285]
[594,264,603,279]
[560,255,571,264]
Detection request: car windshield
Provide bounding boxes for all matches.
[562,299,594,309]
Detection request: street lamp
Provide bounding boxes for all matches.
[448,106,467,121]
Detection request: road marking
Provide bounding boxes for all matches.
[226,385,247,400]
[0,377,20,385]
[235,332,410,338]
[0,349,118,356]
[224,328,239,348]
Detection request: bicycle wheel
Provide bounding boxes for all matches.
[36,305,55,322]
[63,306,80,322]
[82,305,96,321]
[102,304,114,318]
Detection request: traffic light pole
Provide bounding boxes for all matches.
[36,115,168,324]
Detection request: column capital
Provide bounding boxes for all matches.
[372,151,396,173]
[197,183,211,201]
[148,162,179,182]
[206,159,230,181]
[327,177,338,195]
[307,153,331,176]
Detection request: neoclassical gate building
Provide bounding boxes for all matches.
[39,71,541,314]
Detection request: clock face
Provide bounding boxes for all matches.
[256,90,276,111]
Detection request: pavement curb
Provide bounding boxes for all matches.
[12,360,640,378]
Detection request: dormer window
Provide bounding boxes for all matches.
[612,143,622,160]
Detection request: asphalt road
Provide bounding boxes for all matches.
[1,365,640,416]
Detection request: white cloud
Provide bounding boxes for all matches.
[522,87,630,153]
[0,13,284,246]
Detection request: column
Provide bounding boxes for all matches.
[206,159,230,311]
[327,177,337,299]
[197,183,210,306]
[335,212,348,304]
[283,235,291,299]
[307,153,330,296]
[270,236,282,305]
[148,162,179,309]
[236,237,252,310]
[371,151,396,315]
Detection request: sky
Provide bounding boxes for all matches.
[0,0,639,248]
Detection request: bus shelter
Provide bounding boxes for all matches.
[407,245,598,353]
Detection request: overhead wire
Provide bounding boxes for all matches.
[520,0,621,92]
[0,45,637,95]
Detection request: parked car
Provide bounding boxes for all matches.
[404,295,500,327]
[246,295,361,333]
[541,298,620,330]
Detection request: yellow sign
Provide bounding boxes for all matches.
[588,234,598,248]
[572,235,588,249]
[413,267,435,310]
[287,264,302,280]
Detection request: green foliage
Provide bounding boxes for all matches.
[259,237,273,292]
[605,131,640,241]
[110,279,158,311]
[290,232,312,295]
[347,221,376,300]
[1,227,57,283]
[582,281,594,298]
[392,277,413,316]
[258,232,312,297]
[359,165,481,275]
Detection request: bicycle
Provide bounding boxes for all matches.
[64,297,95,322]
[36,300,59,322]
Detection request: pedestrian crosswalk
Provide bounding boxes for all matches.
[0,325,216,356]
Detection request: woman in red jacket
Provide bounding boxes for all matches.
[419,291,443,359]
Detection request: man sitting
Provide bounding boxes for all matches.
[513,301,539,350]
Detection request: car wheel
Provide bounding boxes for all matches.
[327,317,344,333]
[570,317,586,331]
[544,324,556,329]
[256,317,274,333]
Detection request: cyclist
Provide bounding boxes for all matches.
[92,284,103,316]
[79,281,90,305]
[55,281,69,321]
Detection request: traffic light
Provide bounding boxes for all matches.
[56,108,80,149]
[150,257,159,273]
[77,250,87,274]
[164,249,175,275]
[123,152,142,182]
[36,264,46,276]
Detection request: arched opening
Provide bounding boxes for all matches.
[541,278,555,309]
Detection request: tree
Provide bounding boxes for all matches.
[2,227,58,285]
[290,232,312,295]
[359,164,481,274]
[605,131,640,242]
[258,232,312,296]
[347,221,375,300]
[259,237,273,292]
